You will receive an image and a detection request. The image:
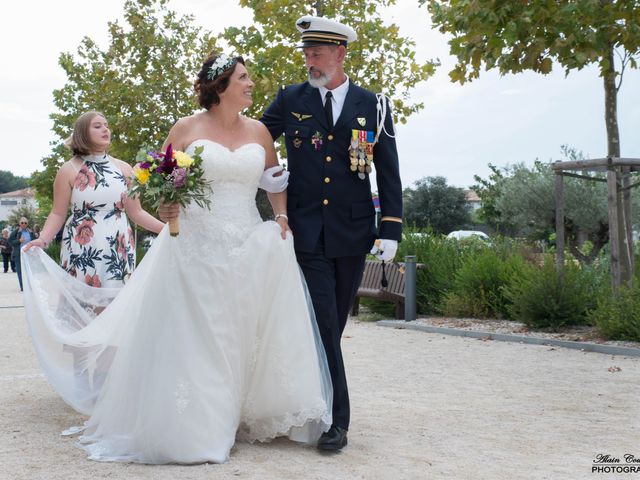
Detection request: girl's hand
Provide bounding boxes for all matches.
[23,238,48,252]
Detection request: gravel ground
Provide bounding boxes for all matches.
[1,271,639,480]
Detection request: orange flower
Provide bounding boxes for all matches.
[74,220,95,245]
[84,274,101,287]
[117,233,128,260]
[75,165,97,191]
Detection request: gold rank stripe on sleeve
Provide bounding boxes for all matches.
[381,216,403,223]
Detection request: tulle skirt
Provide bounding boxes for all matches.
[22,221,332,464]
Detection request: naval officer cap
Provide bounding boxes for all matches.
[296,15,357,48]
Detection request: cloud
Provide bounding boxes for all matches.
[500,89,522,96]
[0,102,49,123]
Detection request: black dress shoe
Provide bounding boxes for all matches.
[317,425,348,451]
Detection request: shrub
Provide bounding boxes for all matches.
[442,251,527,319]
[589,285,640,341]
[45,241,61,265]
[397,230,464,314]
[504,259,601,330]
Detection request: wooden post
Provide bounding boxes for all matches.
[622,166,634,284]
[608,166,621,293]
[555,170,565,275]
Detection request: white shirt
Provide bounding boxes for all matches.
[319,75,349,126]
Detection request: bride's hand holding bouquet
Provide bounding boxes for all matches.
[128,143,211,236]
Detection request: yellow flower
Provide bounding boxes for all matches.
[174,150,194,168]
[134,166,150,185]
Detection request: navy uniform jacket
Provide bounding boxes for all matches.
[261,81,403,258]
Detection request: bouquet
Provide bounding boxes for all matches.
[128,143,212,236]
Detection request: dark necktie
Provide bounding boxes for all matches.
[324,91,333,129]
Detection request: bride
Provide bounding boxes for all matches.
[21,52,332,464]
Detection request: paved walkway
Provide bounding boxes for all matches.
[1,271,639,479]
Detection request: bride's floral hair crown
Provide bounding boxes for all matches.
[207,54,238,81]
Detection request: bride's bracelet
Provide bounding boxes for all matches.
[274,213,288,222]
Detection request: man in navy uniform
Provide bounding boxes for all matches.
[261,15,403,451]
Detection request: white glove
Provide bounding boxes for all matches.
[370,239,398,262]
[258,166,289,193]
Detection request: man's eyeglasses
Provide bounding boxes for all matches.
[19,222,27,225]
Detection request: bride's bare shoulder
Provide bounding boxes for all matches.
[244,117,270,138]
[172,114,201,132]
[166,114,203,150]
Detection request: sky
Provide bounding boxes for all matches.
[1,0,639,189]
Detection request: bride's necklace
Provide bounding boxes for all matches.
[82,152,109,164]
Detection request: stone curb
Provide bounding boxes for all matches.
[377,320,640,357]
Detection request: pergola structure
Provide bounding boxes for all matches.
[553,157,640,292]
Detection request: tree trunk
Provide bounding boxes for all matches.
[313,0,325,17]
[603,45,620,158]
[603,43,632,287]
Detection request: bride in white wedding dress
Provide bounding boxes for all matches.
[21,53,332,464]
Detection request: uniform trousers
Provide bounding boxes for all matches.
[295,233,366,430]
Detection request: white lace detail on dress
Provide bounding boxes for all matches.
[178,141,264,266]
[175,377,191,414]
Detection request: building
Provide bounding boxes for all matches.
[465,189,481,212]
[0,188,38,222]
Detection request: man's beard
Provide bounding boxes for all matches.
[308,67,333,88]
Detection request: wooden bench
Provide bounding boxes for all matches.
[351,259,422,320]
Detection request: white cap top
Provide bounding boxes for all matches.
[296,15,357,48]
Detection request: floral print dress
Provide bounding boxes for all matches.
[60,156,135,288]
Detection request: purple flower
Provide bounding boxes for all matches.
[139,162,152,169]
[156,143,176,175]
[172,167,187,188]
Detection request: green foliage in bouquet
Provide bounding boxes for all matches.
[128,144,212,211]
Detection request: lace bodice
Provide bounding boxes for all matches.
[180,140,267,259]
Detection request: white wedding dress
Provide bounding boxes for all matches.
[22,140,332,464]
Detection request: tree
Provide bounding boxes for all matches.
[491,147,640,264]
[404,176,471,233]
[221,0,437,124]
[6,204,39,231]
[0,171,29,194]
[424,0,640,158]
[471,163,514,234]
[31,0,217,206]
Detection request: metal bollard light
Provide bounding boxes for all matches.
[404,255,417,321]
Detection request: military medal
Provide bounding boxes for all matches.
[293,138,302,148]
[311,131,323,151]
[350,129,376,180]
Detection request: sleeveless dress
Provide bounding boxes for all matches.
[60,155,135,288]
[21,140,332,464]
